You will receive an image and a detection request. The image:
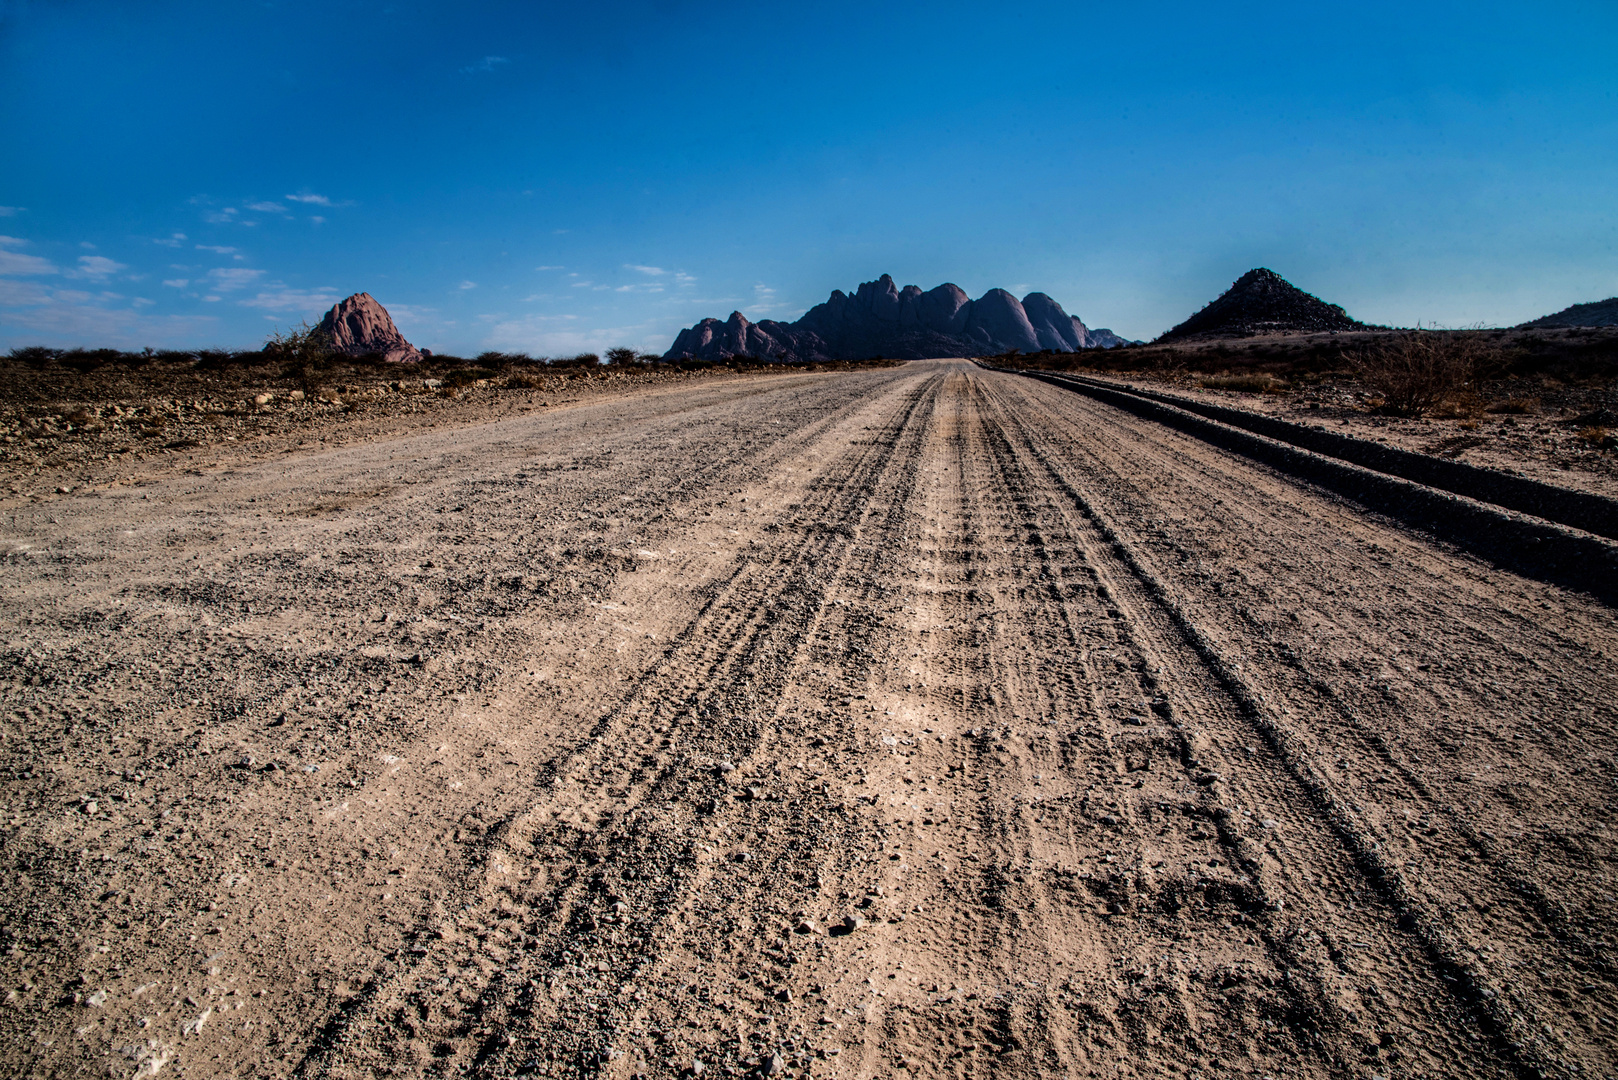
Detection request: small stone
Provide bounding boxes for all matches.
[83,801,98,815]
[289,390,305,401]
[746,786,762,800]
[85,989,107,1007]
[795,919,820,936]
[841,914,867,932]
[252,394,273,406]
[691,1058,705,1075]
[717,762,736,773]
[763,1050,785,1075]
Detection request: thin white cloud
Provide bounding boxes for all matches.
[0,207,22,217]
[535,265,563,271]
[285,193,333,206]
[309,215,325,224]
[162,278,189,288]
[69,255,128,281]
[481,314,663,356]
[203,207,240,224]
[0,281,217,348]
[0,236,58,276]
[238,284,340,312]
[0,279,53,305]
[245,201,288,214]
[458,280,477,290]
[570,280,593,288]
[154,233,187,248]
[202,295,222,302]
[675,272,696,286]
[196,244,238,255]
[205,267,265,291]
[460,56,509,74]
[628,264,667,276]
[80,241,97,249]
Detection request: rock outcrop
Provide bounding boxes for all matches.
[1158,268,1371,341]
[317,293,421,363]
[1518,297,1618,329]
[664,274,1132,362]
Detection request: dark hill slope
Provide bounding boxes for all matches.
[1519,297,1618,329]
[1159,268,1371,341]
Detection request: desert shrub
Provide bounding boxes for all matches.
[443,368,499,388]
[1431,390,1484,419]
[57,348,124,373]
[476,350,535,367]
[8,346,59,369]
[1199,374,1289,393]
[263,322,333,366]
[1485,397,1538,415]
[503,371,546,390]
[1353,332,1483,417]
[544,354,598,370]
[1577,426,1615,449]
[604,347,640,366]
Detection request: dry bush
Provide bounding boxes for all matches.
[1485,397,1539,415]
[1198,374,1289,393]
[1430,391,1484,419]
[1577,426,1615,450]
[503,371,546,390]
[1353,332,1484,417]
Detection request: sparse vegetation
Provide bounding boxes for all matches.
[1578,426,1615,450]
[1485,396,1539,415]
[1198,374,1290,393]
[1352,331,1485,418]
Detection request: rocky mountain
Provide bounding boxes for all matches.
[317,292,421,363]
[1158,268,1370,341]
[1518,296,1618,329]
[664,274,1132,362]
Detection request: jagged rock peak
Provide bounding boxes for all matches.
[317,292,421,363]
[665,275,1133,362]
[1158,268,1369,341]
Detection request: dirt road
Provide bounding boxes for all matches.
[3,360,1615,1080]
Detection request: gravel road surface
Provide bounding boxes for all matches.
[3,360,1615,1080]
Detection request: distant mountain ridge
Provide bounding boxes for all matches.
[1518,297,1618,329]
[665,274,1133,362]
[1158,268,1371,341]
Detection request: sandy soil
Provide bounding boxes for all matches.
[3,360,1615,1080]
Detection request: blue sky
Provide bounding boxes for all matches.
[1,0,1614,354]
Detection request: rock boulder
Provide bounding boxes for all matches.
[317,293,421,363]
[665,274,1132,361]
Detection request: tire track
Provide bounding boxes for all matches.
[978,369,1604,1078]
